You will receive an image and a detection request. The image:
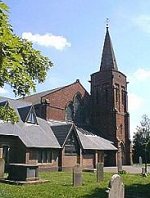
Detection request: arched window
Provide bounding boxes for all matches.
[115,84,120,103]
[73,93,83,124]
[65,102,74,121]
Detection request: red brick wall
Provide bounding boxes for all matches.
[82,154,94,169]
[26,148,59,170]
[62,155,78,168]
[91,69,131,165]
[42,81,89,121]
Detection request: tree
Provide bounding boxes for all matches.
[0,1,53,122]
[0,1,52,96]
[133,114,150,163]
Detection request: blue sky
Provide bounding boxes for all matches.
[2,0,150,139]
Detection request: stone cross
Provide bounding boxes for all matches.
[96,162,104,182]
[73,164,82,187]
[107,174,124,198]
[0,158,5,179]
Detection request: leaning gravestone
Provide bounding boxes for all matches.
[73,164,82,187]
[0,158,5,179]
[96,162,104,182]
[107,174,124,198]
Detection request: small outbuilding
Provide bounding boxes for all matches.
[50,121,117,170]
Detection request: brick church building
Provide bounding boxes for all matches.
[22,26,132,166]
[90,26,131,165]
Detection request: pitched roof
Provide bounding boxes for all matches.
[0,97,32,109]
[100,27,118,71]
[50,120,117,151]
[19,80,89,105]
[76,127,117,151]
[0,119,61,148]
[19,87,63,105]
[51,124,72,146]
[0,99,61,148]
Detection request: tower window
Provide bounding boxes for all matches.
[115,84,120,103]
[102,83,109,104]
[121,87,126,105]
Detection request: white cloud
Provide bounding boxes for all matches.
[22,32,71,50]
[133,15,150,33]
[128,92,143,111]
[128,68,150,82]
[0,88,9,94]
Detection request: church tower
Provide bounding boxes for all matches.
[90,26,131,165]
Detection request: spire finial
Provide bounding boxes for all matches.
[106,18,109,30]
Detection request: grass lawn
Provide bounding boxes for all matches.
[0,171,150,198]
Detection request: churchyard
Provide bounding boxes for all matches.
[0,171,150,198]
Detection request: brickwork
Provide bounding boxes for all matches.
[42,81,89,122]
[90,28,131,165]
[82,154,94,169]
[26,148,59,170]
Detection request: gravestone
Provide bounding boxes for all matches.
[73,164,82,187]
[107,174,124,198]
[139,156,142,166]
[96,162,104,182]
[0,148,3,158]
[117,146,122,173]
[0,158,5,179]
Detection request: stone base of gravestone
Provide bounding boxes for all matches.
[73,164,82,187]
[0,158,5,179]
[142,168,147,177]
[96,162,104,182]
[107,174,124,198]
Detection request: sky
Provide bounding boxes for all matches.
[2,0,150,139]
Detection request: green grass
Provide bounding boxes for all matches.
[0,172,150,198]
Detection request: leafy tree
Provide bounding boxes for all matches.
[0,1,52,122]
[133,114,150,163]
[0,102,19,124]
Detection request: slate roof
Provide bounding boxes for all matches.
[0,98,116,151]
[19,87,63,105]
[49,121,117,151]
[100,27,118,71]
[0,97,32,109]
[76,127,117,151]
[51,124,72,146]
[0,99,61,148]
[19,79,89,105]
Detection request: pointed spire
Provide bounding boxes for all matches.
[100,25,118,71]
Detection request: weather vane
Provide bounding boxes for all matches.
[106,18,109,29]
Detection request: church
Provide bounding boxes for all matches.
[0,26,132,171]
[22,26,132,166]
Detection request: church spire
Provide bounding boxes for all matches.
[100,25,118,71]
